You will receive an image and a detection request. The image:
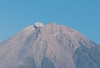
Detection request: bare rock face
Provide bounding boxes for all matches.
[0,23,100,68]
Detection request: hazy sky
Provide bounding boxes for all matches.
[0,0,100,44]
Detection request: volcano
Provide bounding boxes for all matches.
[0,23,100,68]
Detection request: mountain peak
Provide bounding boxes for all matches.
[0,22,100,68]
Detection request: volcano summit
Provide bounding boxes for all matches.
[0,23,100,68]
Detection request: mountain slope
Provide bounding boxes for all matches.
[0,23,100,68]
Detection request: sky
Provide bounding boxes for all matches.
[0,0,100,44]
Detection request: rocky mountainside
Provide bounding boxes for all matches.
[0,23,100,68]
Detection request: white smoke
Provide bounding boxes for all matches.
[35,22,44,28]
